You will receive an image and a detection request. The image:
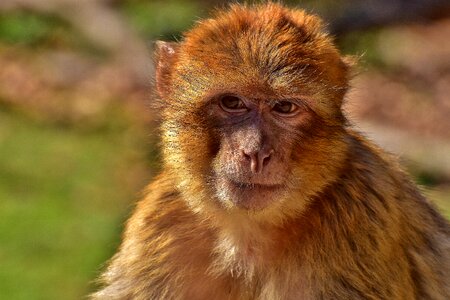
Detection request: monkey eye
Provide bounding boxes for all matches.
[272,101,298,115]
[219,95,247,113]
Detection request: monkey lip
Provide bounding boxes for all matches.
[218,177,285,210]
[228,180,283,190]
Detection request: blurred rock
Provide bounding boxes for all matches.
[346,19,450,140]
[0,0,153,84]
[0,46,152,126]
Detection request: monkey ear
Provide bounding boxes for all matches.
[155,41,179,98]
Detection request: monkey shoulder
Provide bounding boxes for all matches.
[315,130,450,298]
[94,174,228,299]
[340,130,450,238]
[124,172,216,262]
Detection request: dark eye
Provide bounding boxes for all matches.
[219,95,247,113]
[272,101,298,115]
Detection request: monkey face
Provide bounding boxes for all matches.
[157,4,351,217]
[161,75,348,215]
[207,93,315,210]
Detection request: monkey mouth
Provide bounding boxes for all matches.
[217,177,285,210]
[228,180,282,191]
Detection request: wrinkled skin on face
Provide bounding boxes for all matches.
[208,93,313,210]
[158,4,350,218]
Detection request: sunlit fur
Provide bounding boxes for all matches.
[93,3,450,299]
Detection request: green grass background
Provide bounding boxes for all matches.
[0,108,153,298]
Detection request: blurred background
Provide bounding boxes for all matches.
[0,0,449,299]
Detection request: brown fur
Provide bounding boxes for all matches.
[93,3,450,299]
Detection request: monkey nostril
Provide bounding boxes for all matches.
[261,149,273,168]
[242,151,251,161]
[241,150,259,173]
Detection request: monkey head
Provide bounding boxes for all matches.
[156,3,351,222]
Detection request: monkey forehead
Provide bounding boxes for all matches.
[178,3,347,92]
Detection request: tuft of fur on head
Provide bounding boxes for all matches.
[156,2,352,225]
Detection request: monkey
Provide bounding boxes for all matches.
[93,3,450,299]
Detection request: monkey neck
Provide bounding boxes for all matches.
[209,213,290,279]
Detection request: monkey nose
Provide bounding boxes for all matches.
[242,149,273,174]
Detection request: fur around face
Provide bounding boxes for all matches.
[93,3,450,299]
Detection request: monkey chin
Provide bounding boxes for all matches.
[215,177,286,211]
